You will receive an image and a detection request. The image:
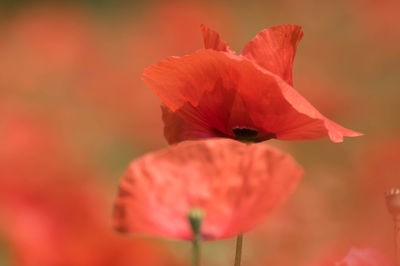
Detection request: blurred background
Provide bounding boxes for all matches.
[0,0,399,265]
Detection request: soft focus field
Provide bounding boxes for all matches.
[1,1,399,265]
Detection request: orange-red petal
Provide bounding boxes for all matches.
[200,24,234,53]
[142,49,236,112]
[113,139,303,241]
[143,49,362,143]
[161,105,223,144]
[241,24,303,86]
[238,75,363,142]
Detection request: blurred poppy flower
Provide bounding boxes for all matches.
[343,137,400,255]
[356,137,400,198]
[143,24,362,144]
[334,247,393,266]
[0,108,182,266]
[0,5,98,96]
[0,176,182,266]
[113,138,303,240]
[260,246,394,266]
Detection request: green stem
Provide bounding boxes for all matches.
[191,233,201,266]
[234,234,243,266]
[394,216,400,266]
[385,188,400,266]
[187,208,204,266]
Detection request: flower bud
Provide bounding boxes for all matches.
[187,208,204,237]
[386,188,400,215]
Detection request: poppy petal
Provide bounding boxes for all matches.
[239,76,363,142]
[161,86,258,144]
[113,139,303,241]
[143,49,361,143]
[241,24,303,86]
[200,24,233,53]
[143,50,218,112]
[143,50,253,139]
[161,105,221,144]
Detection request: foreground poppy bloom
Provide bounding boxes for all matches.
[143,24,362,144]
[113,138,303,240]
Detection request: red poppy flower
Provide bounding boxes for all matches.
[113,138,303,240]
[143,24,362,144]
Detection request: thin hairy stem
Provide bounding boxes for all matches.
[191,234,201,266]
[234,234,243,266]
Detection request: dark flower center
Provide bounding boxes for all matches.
[232,127,259,143]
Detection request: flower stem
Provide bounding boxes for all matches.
[191,232,201,266]
[394,216,400,266]
[385,188,400,266]
[188,208,204,266]
[234,234,243,266]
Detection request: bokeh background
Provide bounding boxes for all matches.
[1,0,399,265]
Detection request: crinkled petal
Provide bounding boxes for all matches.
[200,24,234,53]
[113,139,303,241]
[241,24,303,86]
[241,75,363,142]
[142,49,237,112]
[143,49,361,143]
[240,76,363,142]
[161,105,222,144]
[143,50,361,142]
[161,87,259,144]
[143,49,256,139]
